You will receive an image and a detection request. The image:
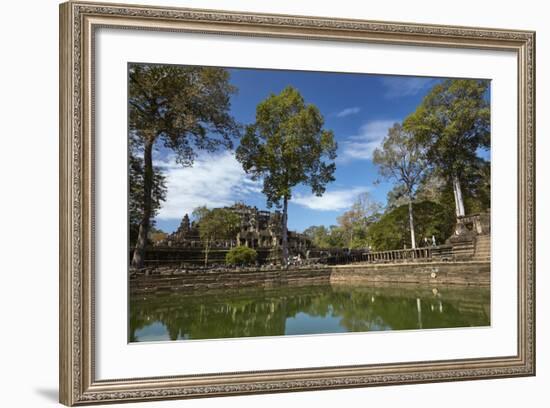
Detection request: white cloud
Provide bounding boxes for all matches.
[154,151,261,220]
[335,106,361,118]
[380,77,436,98]
[292,187,370,211]
[339,119,397,162]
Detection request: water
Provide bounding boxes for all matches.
[129,283,490,342]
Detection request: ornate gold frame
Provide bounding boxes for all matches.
[59,1,536,405]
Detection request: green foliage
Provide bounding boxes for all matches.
[336,193,382,248]
[403,79,490,183]
[303,194,382,249]
[193,206,241,266]
[414,171,447,204]
[385,184,410,210]
[373,122,427,197]
[302,225,350,248]
[415,164,490,216]
[303,225,333,248]
[236,86,337,206]
[128,151,166,246]
[129,284,490,341]
[225,246,258,266]
[148,227,167,245]
[236,86,337,263]
[368,201,455,251]
[193,207,241,244]
[129,63,240,267]
[373,122,429,248]
[461,158,491,214]
[129,64,240,164]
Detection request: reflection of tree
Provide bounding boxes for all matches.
[129,284,490,342]
[330,285,490,332]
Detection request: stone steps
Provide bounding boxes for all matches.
[473,235,491,261]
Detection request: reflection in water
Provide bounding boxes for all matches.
[129,283,490,342]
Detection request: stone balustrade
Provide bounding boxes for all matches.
[323,245,454,265]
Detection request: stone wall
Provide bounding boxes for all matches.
[330,262,490,286]
[130,261,490,294]
[133,247,280,266]
[130,266,331,294]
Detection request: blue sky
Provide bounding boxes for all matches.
[151,68,489,233]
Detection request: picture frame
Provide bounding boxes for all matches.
[59,1,535,405]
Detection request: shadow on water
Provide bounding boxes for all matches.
[129,282,490,342]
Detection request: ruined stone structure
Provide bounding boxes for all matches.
[155,204,311,264]
[229,203,310,252]
[140,209,490,267]
[446,212,491,261]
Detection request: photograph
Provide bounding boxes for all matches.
[56,1,536,405]
[127,63,492,342]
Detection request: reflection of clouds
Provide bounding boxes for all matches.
[154,151,262,220]
[129,284,490,341]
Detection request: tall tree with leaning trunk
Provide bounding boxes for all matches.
[129,64,240,268]
[373,123,427,249]
[403,79,490,219]
[236,86,337,265]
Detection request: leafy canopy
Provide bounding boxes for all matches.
[336,193,382,248]
[236,86,337,207]
[129,63,240,165]
[192,207,241,244]
[367,201,455,251]
[373,122,427,197]
[128,150,166,246]
[303,194,382,249]
[403,79,490,180]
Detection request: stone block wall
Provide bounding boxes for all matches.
[329,262,490,286]
[130,266,331,294]
[130,261,490,295]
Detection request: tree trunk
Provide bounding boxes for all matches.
[281,195,289,266]
[204,239,209,267]
[408,198,417,249]
[452,175,465,217]
[131,139,154,269]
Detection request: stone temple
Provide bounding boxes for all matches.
[155,203,311,265]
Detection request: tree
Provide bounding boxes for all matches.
[148,227,168,246]
[236,86,337,265]
[129,64,240,268]
[336,193,382,248]
[367,201,455,251]
[326,225,347,248]
[415,171,447,204]
[373,123,427,248]
[303,225,332,248]
[385,184,410,210]
[193,207,241,266]
[128,149,166,247]
[404,79,490,218]
[226,246,258,266]
[462,158,491,213]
